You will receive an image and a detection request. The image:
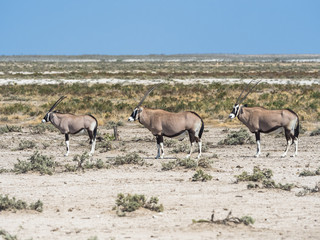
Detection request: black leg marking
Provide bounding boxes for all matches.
[188,130,196,143]
[255,132,260,141]
[65,134,69,153]
[284,129,291,141]
[156,135,163,144]
[88,130,94,144]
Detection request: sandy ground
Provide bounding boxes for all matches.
[0,123,320,240]
[1,78,320,86]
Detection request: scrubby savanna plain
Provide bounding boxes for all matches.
[0,55,320,239]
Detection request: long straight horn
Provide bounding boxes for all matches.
[48,96,67,112]
[238,80,262,104]
[136,85,157,107]
[235,80,254,104]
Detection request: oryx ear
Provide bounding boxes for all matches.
[138,107,143,113]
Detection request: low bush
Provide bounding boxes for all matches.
[161,158,198,171]
[310,128,320,136]
[13,151,56,175]
[0,125,22,134]
[113,193,164,217]
[64,152,110,172]
[30,124,57,134]
[0,194,43,212]
[16,140,36,150]
[296,182,320,197]
[218,128,254,145]
[193,210,255,226]
[236,166,294,191]
[112,152,145,166]
[235,166,273,182]
[191,169,213,182]
[299,167,320,177]
[0,229,17,240]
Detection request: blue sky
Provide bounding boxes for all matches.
[1,0,319,55]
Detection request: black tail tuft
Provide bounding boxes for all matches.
[89,114,98,141]
[294,119,300,139]
[199,118,204,139]
[188,111,204,139]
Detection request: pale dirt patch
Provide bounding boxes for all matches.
[1,78,320,86]
[0,123,320,240]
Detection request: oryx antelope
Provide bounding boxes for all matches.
[128,86,204,159]
[42,96,98,156]
[229,80,299,158]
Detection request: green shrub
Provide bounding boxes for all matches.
[0,229,17,240]
[191,169,213,182]
[240,216,255,225]
[299,167,320,177]
[236,166,294,191]
[170,142,190,154]
[30,124,57,134]
[0,125,22,134]
[0,195,27,211]
[114,193,163,216]
[310,128,320,136]
[0,194,43,213]
[296,182,320,197]
[16,140,36,150]
[112,152,145,166]
[13,151,56,175]
[193,210,254,226]
[29,200,44,212]
[218,129,254,145]
[161,158,199,171]
[235,166,273,182]
[161,160,176,171]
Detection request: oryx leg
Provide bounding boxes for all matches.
[197,140,202,159]
[88,130,96,156]
[254,132,261,158]
[187,130,202,159]
[282,129,292,158]
[65,134,70,157]
[155,135,164,159]
[293,138,298,157]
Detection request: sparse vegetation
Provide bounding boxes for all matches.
[299,167,320,177]
[191,169,213,182]
[16,140,36,150]
[64,152,110,172]
[112,152,145,166]
[1,79,320,125]
[296,182,320,197]
[161,157,213,171]
[30,124,57,134]
[0,229,17,240]
[0,194,43,212]
[218,129,255,145]
[235,166,295,191]
[13,151,56,175]
[193,210,255,226]
[310,128,320,136]
[0,125,22,134]
[113,193,163,216]
[161,158,197,171]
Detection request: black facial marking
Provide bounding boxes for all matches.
[43,112,49,122]
[130,109,138,120]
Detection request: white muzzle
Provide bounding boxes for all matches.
[229,113,235,119]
